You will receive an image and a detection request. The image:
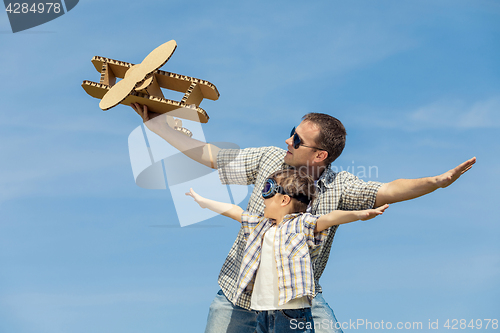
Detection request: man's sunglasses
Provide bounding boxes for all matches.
[290,127,325,151]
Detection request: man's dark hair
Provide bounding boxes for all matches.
[269,169,316,213]
[302,113,346,165]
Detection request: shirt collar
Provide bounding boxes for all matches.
[283,213,301,220]
[281,163,337,189]
[278,213,302,226]
[316,165,336,189]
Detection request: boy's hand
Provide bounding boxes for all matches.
[185,188,243,221]
[185,188,207,208]
[360,204,389,221]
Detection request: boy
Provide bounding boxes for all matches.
[186,169,388,333]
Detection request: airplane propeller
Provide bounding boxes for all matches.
[99,40,177,110]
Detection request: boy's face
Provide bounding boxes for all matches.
[263,194,294,220]
[263,195,282,220]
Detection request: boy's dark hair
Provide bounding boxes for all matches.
[302,113,346,165]
[269,169,316,213]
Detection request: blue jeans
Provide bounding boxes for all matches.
[256,308,314,333]
[204,290,343,333]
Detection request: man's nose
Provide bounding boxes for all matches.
[285,136,293,146]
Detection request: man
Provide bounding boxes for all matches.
[131,103,475,333]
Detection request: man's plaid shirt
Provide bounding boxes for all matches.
[232,211,327,308]
[217,146,383,310]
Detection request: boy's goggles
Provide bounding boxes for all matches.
[262,178,286,199]
[262,178,311,205]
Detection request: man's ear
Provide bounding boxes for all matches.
[281,195,292,207]
[314,150,328,164]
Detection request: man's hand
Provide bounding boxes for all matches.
[131,103,169,134]
[375,156,477,206]
[435,156,476,188]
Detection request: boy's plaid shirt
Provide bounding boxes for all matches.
[217,146,383,310]
[232,211,328,307]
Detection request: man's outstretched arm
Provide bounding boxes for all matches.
[374,157,476,207]
[131,103,220,169]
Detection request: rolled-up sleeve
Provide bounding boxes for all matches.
[217,147,268,185]
[301,213,328,248]
[337,171,383,210]
[240,210,263,240]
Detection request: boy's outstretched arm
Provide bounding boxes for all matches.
[186,188,243,222]
[315,204,389,232]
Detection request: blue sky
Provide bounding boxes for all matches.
[0,0,499,332]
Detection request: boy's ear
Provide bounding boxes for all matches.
[281,195,292,207]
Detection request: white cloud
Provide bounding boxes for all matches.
[409,97,500,129]
[456,97,500,128]
[347,96,500,131]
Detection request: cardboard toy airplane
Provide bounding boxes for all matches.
[82,40,219,123]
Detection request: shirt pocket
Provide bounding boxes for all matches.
[284,233,309,259]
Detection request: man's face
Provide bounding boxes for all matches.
[284,120,322,168]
